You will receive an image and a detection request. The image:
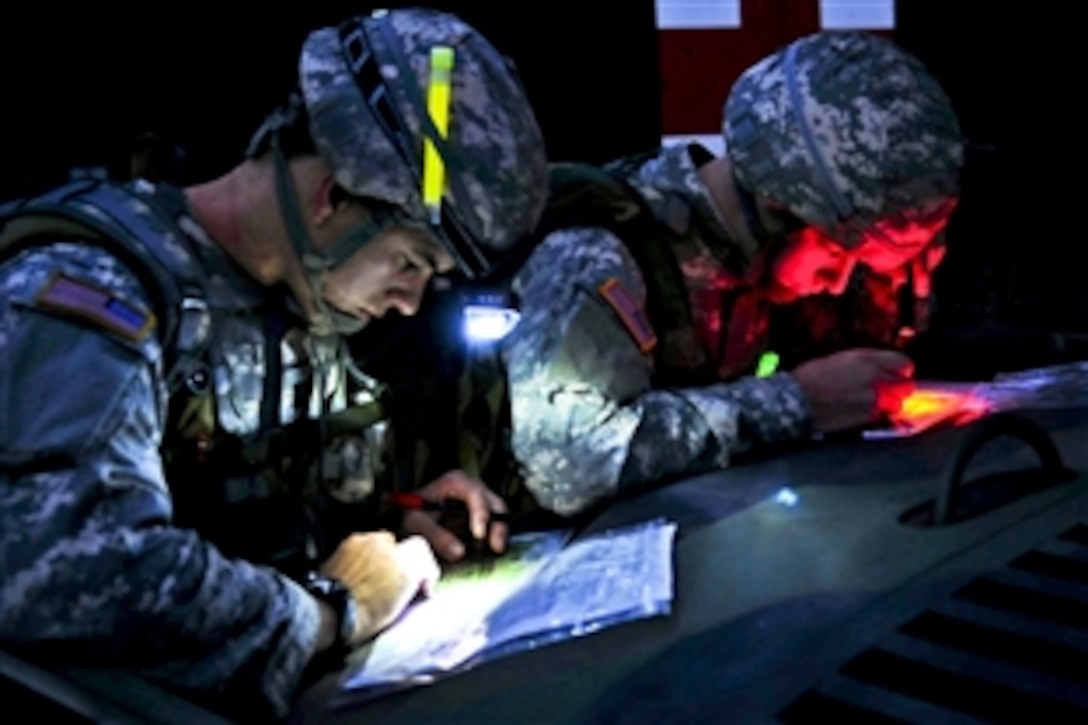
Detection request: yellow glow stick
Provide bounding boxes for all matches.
[423,46,455,224]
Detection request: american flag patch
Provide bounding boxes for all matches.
[35,272,155,343]
[598,277,657,354]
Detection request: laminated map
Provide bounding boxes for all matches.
[340,518,677,695]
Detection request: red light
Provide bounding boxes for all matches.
[887,387,992,435]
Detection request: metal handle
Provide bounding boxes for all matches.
[934,412,1066,526]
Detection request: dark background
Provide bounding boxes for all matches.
[894,2,1085,370]
[0,1,661,196]
[1,2,1083,358]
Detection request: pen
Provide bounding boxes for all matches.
[384,492,511,523]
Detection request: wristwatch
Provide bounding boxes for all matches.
[303,571,358,661]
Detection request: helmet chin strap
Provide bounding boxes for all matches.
[283,293,367,338]
[269,134,394,337]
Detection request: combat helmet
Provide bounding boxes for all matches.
[248,7,549,332]
[723,30,964,248]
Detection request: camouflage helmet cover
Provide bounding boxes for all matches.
[298,8,549,273]
[723,31,964,247]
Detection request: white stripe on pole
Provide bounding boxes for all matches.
[820,0,895,29]
[655,0,742,30]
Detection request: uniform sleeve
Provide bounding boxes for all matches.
[0,248,319,719]
[503,229,810,517]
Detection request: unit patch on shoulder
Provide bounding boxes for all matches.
[34,272,156,343]
[598,277,657,354]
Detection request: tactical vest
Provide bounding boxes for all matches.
[0,179,211,391]
[0,179,389,575]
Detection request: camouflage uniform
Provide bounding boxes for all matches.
[504,146,809,517]
[0,7,547,719]
[0,199,322,719]
[504,31,962,516]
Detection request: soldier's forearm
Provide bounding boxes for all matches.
[0,509,321,718]
[673,373,811,459]
[620,373,810,486]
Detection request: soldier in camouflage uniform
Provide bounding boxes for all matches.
[503,31,963,516]
[0,8,546,719]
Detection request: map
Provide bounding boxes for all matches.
[340,519,677,695]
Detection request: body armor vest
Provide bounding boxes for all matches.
[0,179,389,576]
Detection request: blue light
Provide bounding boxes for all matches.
[774,487,799,507]
[463,305,520,343]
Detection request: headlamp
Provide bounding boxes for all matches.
[462,289,520,344]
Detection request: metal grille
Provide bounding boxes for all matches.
[778,523,1088,723]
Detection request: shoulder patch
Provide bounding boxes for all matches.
[34,272,156,343]
[598,277,657,354]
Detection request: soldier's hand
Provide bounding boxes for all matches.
[403,470,509,562]
[791,348,915,434]
[319,531,440,644]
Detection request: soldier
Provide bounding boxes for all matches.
[498,30,963,516]
[0,7,547,720]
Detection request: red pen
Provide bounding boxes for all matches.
[385,491,444,512]
[383,492,510,523]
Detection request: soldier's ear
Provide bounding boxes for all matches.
[311,172,340,227]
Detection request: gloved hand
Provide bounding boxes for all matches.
[319,531,440,643]
[791,348,915,434]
